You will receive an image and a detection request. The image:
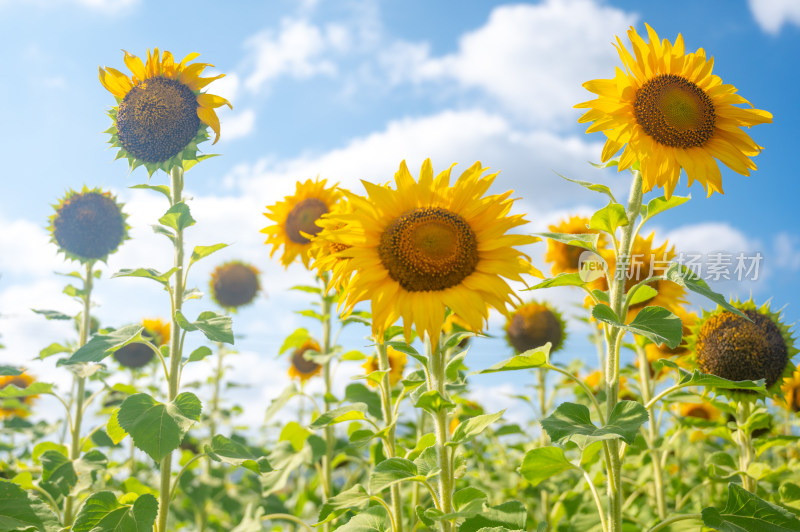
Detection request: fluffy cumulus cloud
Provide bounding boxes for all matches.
[748,0,800,34]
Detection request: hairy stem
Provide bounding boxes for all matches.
[427,338,453,532]
[635,345,666,520]
[377,342,404,531]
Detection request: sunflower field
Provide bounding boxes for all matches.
[2,2,800,532]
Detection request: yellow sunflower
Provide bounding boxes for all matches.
[310,195,356,290]
[780,370,800,412]
[262,178,342,269]
[585,370,636,401]
[0,372,38,419]
[114,318,170,369]
[676,400,721,422]
[505,301,566,354]
[328,159,541,345]
[288,339,323,382]
[362,346,407,388]
[544,215,608,276]
[576,24,772,199]
[210,261,261,310]
[99,48,231,175]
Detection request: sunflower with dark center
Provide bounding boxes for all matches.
[505,301,566,354]
[690,299,797,398]
[310,196,356,291]
[114,318,170,369]
[99,48,231,175]
[0,372,38,419]
[676,400,721,422]
[288,339,323,382]
[210,261,261,310]
[363,346,407,388]
[262,178,341,269]
[49,187,128,263]
[576,24,772,199]
[544,215,608,278]
[326,159,541,345]
[780,370,800,413]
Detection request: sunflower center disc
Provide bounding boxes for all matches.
[116,77,200,163]
[634,73,716,148]
[379,207,479,292]
[285,198,329,244]
[292,349,320,374]
[213,264,259,307]
[53,192,125,260]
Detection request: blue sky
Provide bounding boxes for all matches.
[1,0,799,425]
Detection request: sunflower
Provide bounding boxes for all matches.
[328,159,540,345]
[49,187,129,263]
[449,400,484,435]
[505,301,566,355]
[288,339,323,382]
[544,215,608,277]
[780,370,800,412]
[0,372,38,419]
[210,261,261,310]
[99,48,231,175]
[585,370,636,401]
[676,400,721,422]
[363,346,407,388]
[689,299,797,398]
[262,179,342,269]
[576,24,772,199]
[310,195,356,290]
[114,318,170,369]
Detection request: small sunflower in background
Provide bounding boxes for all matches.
[99,49,231,175]
[0,372,38,419]
[114,318,171,369]
[362,346,407,388]
[585,370,636,401]
[576,24,772,199]
[327,159,540,345]
[642,308,697,378]
[780,370,800,413]
[544,215,608,277]
[210,261,261,311]
[262,178,341,269]
[690,299,797,398]
[449,399,484,434]
[288,339,323,382]
[675,400,722,422]
[49,187,128,263]
[505,301,566,354]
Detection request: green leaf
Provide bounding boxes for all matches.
[207,435,272,474]
[553,171,616,202]
[414,390,456,414]
[519,447,575,487]
[40,450,77,497]
[129,183,171,202]
[345,383,383,421]
[702,483,800,531]
[589,202,628,235]
[368,457,420,493]
[112,267,176,287]
[642,194,690,220]
[107,409,127,445]
[0,479,60,532]
[535,232,599,253]
[38,342,71,359]
[158,202,195,232]
[72,492,158,532]
[175,311,234,344]
[189,243,229,266]
[0,381,54,398]
[477,346,550,374]
[460,500,527,532]
[541,401,648,449]
[0,366,22,376]
[678,370,768,396]
[65,325,145,364]
[31,309,72,320]
[278,328,311,355]
[664,263,747,318]
[264,384,297,423]
[628,285,658,307]
[317,484,371,524]
[591,303,620,324]
[117,392,202,462]
[449,410,505,446]
[279,421,311,452]
[309,403,368,429]
[527,273,586,290]
[186,346,213,364]
[336,506,389,532]
[405,433,436,461]
[592,304,683,349]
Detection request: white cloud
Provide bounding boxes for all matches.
[220,109,256,141]
[0,217,66,277]
[773,232,800,271]
[75,0,137,12]
[748,0,800,34]
[380,0,637,126]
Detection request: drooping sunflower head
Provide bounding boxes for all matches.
[0,372,38,419]
[780,370,800,413]
[114,318,170,369]
[288,339,323,382]
[505,301,566,355]
[262,178,342,269]
[99,49,231,175]
[209,261,261,311]
[49,187,129,263]
[545,215,608,276]
[576,24,772,199]
[327,159,541,345]
[689,299,797,399]
[362,346,408,388]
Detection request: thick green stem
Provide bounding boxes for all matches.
[427,338,453,532]
[605,170,643,531]
[321,291,334,532]
[377,342,404,532]
[157,166,186,532]
[63,261,94,525]
[538,369,551,530]
[736,401,756,492]
[635,346,666,520]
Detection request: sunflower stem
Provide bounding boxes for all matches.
[63,261,94,526]
[605,169,643,532]
[538,369,551,530]
[735,400,756,492]
[426,336,454,532]
[635,344,667,521]
[377,342,405,531]
[321,286,335,532]
[157,165,186,532]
